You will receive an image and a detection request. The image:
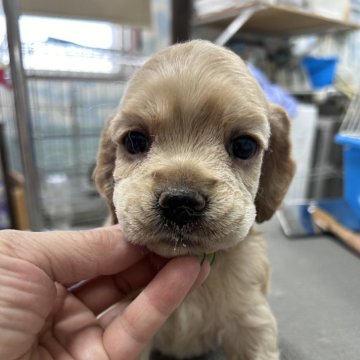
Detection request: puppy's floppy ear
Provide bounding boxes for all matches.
[255,105,295,223]
[93,118,118,224]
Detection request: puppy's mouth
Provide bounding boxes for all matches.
[148,226,209,257]
[159,217,204,241]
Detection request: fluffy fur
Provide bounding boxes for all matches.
[94,40,295,359]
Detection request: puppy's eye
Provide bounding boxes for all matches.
[229,135,258,160]
[123,131,150,154]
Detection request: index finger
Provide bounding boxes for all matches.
[72,254,169,315]
[102,256,205,359]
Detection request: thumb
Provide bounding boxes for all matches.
[0,226,147,284]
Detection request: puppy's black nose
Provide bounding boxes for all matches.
[158,189,206,227]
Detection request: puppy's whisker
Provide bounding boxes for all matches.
[173,226,184,253]
[173,235,180,253]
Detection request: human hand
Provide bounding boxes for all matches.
[0,226,210,360]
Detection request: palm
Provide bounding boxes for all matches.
[1,256,113,360]
[37,284,108,359]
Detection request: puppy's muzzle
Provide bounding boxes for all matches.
[158,189,206,227]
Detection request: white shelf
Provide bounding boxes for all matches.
[194,3,360,36]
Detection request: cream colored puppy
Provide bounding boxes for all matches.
[95,40,295,360]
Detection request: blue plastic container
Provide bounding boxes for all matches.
[335,134,360,220]
[302,56,338,89]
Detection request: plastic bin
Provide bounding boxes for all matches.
[335,134,360,219]
[302,56,338,89]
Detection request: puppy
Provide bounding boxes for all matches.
[94,40,295,360]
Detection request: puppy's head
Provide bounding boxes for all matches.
[95,40,295,257]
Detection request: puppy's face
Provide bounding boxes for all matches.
[95,41,295,257]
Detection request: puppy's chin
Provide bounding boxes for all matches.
[144,233,217,257]
[146,241,204,258]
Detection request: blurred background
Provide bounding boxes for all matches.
[0,1,360,360]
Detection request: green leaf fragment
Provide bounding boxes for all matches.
[199,252,216,266]
[199,253,206,265]
[207,252,216,266]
